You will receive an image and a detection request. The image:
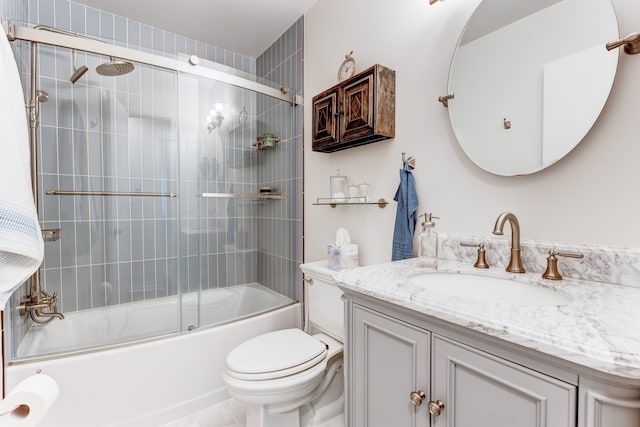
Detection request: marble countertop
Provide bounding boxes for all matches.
[335,258,640,380]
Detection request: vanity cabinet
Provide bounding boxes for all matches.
[579,379,640,426]
[431,336,575,427]
[352,304,430,427]
[311,64,395,153]
[349,303,575,427]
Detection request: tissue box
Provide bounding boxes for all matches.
[327,244,359,271]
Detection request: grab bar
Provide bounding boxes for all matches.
[201,192,287,200]
[46,190,177,197]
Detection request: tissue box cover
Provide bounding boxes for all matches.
[327,244,359,271]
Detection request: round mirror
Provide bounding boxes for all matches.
[447,0,619,176]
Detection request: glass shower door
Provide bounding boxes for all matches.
[178,60,297,331]
[13,48,183,359]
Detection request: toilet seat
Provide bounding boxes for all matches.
[222,332,343,411]
[225,328,329,381]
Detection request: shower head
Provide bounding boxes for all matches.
[70,50,88,84]
[96,57,135,76]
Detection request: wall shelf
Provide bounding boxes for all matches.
[202,192,287,200]
[313,197,388,208]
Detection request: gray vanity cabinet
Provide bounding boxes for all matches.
[351,304,430,427]
[579,379,640,426]
[432,335,576,427]
[347,299,577,427]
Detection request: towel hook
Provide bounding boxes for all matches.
[402,152,416,170]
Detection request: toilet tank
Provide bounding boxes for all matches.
[300,261,344,342]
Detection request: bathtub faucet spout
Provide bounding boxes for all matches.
[19,290,65,323]
[34,307,65,321]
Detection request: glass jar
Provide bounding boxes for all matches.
[358,182,370,202]
[330,170,347,201]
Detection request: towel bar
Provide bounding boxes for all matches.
[46,190,177,197]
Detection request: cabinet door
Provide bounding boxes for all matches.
[352,305,430,427]
[432,335,576,427]
[340,71,375,143]
[311,89,339,150]
[580,380,640,427]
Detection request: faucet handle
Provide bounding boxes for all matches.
[542,250,584,281]
[460,242,490,269]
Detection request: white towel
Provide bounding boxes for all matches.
[0,30,43,309]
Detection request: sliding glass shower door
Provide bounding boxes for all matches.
[11,38,299,360]
[178,60,296,331]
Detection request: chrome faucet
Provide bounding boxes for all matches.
[492,212,526,273]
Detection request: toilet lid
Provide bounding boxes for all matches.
[226,329,328,378]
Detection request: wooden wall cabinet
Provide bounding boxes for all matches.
[312,64,395,153]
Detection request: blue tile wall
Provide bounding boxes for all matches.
[1,0,257,312]
[256,17,304,301]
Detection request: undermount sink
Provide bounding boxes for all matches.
[407,271,574,306]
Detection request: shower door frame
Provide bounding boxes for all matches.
[4,21,296,105]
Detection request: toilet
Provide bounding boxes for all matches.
[222,261,344,427]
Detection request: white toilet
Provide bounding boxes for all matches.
[222,261,345,427]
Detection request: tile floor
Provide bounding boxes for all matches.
[160,399,246,427]
[160,398,345,427]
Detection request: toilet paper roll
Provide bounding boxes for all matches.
[0,374,59,426]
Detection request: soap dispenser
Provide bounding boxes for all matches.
[418,213,439,268]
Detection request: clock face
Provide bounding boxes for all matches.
[338,59,356,82]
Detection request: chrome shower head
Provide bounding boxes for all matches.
[96,57,135,76]
[70,50,88,84]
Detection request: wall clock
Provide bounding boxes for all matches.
[337,51,356,82]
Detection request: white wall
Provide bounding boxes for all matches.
[304,0,640,265]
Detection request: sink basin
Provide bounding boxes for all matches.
[407,271,573,306]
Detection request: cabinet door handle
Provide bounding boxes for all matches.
[428,400,445,416]
[409,390,426,406]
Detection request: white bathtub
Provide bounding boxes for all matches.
[5,284,299,427]
[14,283,293,358]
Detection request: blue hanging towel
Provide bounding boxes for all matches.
[391,161,419,261]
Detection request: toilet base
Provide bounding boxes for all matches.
[246,405,301,427]
[302,367,344,426]
[244,370,344,427]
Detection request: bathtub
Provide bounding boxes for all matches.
[5,284,299,427]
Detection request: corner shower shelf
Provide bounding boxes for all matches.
[313,197,388,208]
[201,192,287,200]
